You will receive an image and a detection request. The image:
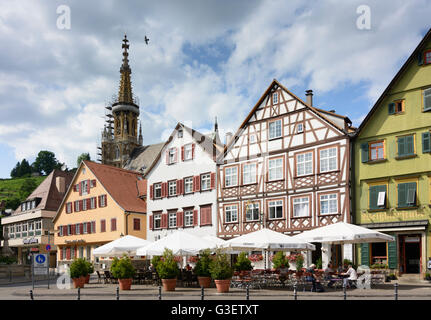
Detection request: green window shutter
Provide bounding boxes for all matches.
[422,132,431,153]
[388,102,395,115]
[424,89,431,111]
[418,51,424,66]
[360,243,370,266]
[397,136,406,156]
[369,186,378,210]
[398,183,407,208]
[388,238,397,269]
[361,143,369,163]
[406,135,414,155]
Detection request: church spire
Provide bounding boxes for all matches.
[118,34,134,104]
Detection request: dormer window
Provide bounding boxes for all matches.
[178,128,183,138]
[168,148,177,164]
[272,92,278,104]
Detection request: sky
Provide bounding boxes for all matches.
[0,0,430,178]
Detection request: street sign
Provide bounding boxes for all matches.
[46,244,51,251]
[33,253,48,275]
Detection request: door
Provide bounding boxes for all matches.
[399,235,421,274]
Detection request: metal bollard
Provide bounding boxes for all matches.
[29,290,34,300]
[77,287,80,300]
[158,285,162,300]
[343,283,347,300]
[201,286,204,300]
[293,284,297,300]
[395,283,399,300]
[116,287,120,300]
[246,285,250,300]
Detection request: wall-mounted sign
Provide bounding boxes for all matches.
[65,239,86,244]
[23,238,39,245]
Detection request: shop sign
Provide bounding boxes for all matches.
[23,238,39,245]
[65,239,86,244]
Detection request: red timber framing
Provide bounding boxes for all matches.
[216,79,353,238]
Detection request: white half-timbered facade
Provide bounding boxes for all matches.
[146,123,222,241]
[217,80,355,264]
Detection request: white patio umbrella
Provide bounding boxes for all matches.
[290,222,395,244]
[93,235,152,257]
[136,231,217,256]
[220,228,316,252]
[202,235,226,247]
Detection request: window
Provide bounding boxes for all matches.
[369,185,387,210]
[319,194,338,215]
[83,222,88,234]
[66,202,72,214]
[99,195,106,207]
[296,152,313,176]
[35,220,41,230]
[320,147,337,172]
[249,134,256,143]
[111,218,117,231]
[397,182,417,208]
[178,128,183,138]
[269,119,282,139]
[268,200,283,219]
[424,88,431,111]
[397,135,415,157]
[81,180,89,195]
[200,205,212,226]
[168,180,177,197]
[101,220,106,232]
[225,205,238,223]
[154,183,162,198]
[133,218,140,231]
[243,163,257,184]
[82,199,87,211]
[31,200,36,209]
[293,197,310,217]
[225,166,238,187]
[371,242,387,265]
[199,173,210,191]
[369,141,385,161]
[184,210,194,227]
[245,203,259,221]
[425,50,431,65]
[168,212,177,228]
[75,224,80,235]
[168,148,177,164]
[297,123,304,134]
[272,92,278,104]
[423,132,431,153]
[184,144,193,161]
[154,214,161,229]
[268,158,283,181]
[184,177,193,194]
[388,100,404,114]
[67,225,72,236]
[90,197,96,209]
[86,246,91,260]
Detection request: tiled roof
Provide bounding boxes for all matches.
[122,142,165,174]
[84,160,146,213]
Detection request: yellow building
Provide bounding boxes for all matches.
[53,160,147,267]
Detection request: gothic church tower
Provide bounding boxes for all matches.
[100,35,143,167]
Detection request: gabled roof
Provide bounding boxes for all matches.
[220,79,353,159]
[123,142,165,174]
[13,169,73,214]
[143,122,223,178]
[356,28,431,135]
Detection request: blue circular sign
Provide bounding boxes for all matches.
[46,244,51,251]
[35,254,46,264]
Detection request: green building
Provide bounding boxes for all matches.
[353,29,431,279]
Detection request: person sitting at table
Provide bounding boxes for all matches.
[324,263,338,288]
[306,264,324,292]
[341,264,358,288]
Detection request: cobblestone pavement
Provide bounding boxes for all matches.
[1,276,430,300]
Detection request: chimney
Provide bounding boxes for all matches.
[225,132,233,145]
[305,90,313,107]
[56,176,65,194]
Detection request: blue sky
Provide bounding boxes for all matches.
[0,0,430,178]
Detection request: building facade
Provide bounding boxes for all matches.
[146,123,222,241]
[354,30,431,278]
[53,161,147,267]
[217,80,355,267]
[1,170,73,266]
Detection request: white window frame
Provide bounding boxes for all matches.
[243,163,257,184]
[75,200,81,212]
[245,203,260,221]
[297,123,304,134]
[225,205,238,223]
[168,212,177,228]
[184,210,194,227]
[296,152,313,176]
[269,119,282,139]
[225,166,238,187]
[90,197,96,209]
[82,199,87,211]
[184,144,193,161]
[268,200,283,219]
[319,194,338,215]
[81,180,88,195]
[83,223,88,234]
[35,220,41,230]
[178,128,183,138]
[154,214,161,229]
[184,177,193,194]
[268,158,283,181]
[293,197,310,217]
[320,147,337,173]
[201,173,211,191]
[272,92,278,104]
[100,195,106,207]
[154,183,162,198]
[168,180,177,197]
[169,148,177,164]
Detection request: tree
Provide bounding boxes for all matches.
[19,178,37,199]
[19,159,32,177]
[32,151,62,175]
[10,162,20,178]
[76,153,91,167]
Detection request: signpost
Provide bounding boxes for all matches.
[32,253,48,290]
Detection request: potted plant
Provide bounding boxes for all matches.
[110,255,136,290]
[156,249,179,291]
[193,249,213,288]
[234,252,253,278]
[69,258,88,288]
[209,250,234,293]
[272,252,290,284]
[424,273,431,281]
[84,261,94,284]
[295,254,304,275]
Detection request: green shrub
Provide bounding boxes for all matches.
[69,258,88,278]
[194,249,212,277]
[0,255,17,264]
[151,255,162,274]
[156,249,179,279]
[110,255,136,279]
[316,257,322,269]
[370,263,388,269]
[233,252,253,272]
[295,254,304,271]
[424,273,431,281]
[272,252,289,269]
[209,250,233,280]
[86,261,94,274]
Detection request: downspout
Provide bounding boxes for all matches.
[125,212,130,236]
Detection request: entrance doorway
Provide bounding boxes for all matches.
[399,235,421,274]
[311,243,322,267]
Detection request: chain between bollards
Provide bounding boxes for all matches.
[394,283,398,300]
[201,286,205,300]
[343,283,347,300]
[29,290,34,300]
[77,287,80,300]
[246,285,250,300]
[293,284,297,300]
[158,285,162,300]
[116,287,120,300]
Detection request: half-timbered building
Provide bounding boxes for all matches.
[217,79,355,266]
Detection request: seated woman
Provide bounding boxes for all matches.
[306,264,324,292]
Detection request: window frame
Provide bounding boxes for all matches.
[154,183,162,199]
[368,140,386,161]
[396,180,418,208]
[423,87,431,112]
[224,165,239,188]
[184,177,194,194]
[200,173,211,191]
[183,209,194,227]
[272,92,278,104]
[168,147,177,164]
[368,183,388,210]
[424,49,431,65]
[291,195,311,218]
[244,202,260,222]
[242,162,257,185]
[268,119,282,140]
[296,122,304,134]
[168,180,177,197]
[133,218,140,231]
[318,145,339,173]
[183,143,193,161]
[295,150,314,177]
[168,211,177,229]
[268,157,284,181]
[396,134,416,158]
[318,192,339,216]
[224,204,239,223]
[153,213,162,230]
[267,199,284,220]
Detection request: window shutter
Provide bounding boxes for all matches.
[418,51,424,65]
[388,102,395,115]
[192,144,195,159]
[87,222,91,234]
[398,183,407,208]
[111,219,116,231]
[166,150,170,164]
[149,215,153,230]
[193,210,198,226]
[424,89,431,111]
[369,186,378,210]
[74,201,77,212]
[177,211,183,228]
[406,135,414,155]
[360,243,369,266]
[87,198,91,209]
[200,208,205,226]
[80,200,84,211]
[176,179,181,196]
[360,143,369,163]
[91,179,96,187]
[63,225,67,236]
[407,182,417,205]
[104,195,107,207]
[66,247,71,260]
[87,179,90,194]
[206,207,212,225]
[174,147,178,163]
[60,248,63,260]
[80,223,83,234]
[79,183,82,196]
[181,146,185,161]
[388,238,397,269]
[194,175,200,192]
[398,136,406,156]
[162,214,168,229]
[422,132,431,153]
[210,173,215,189]
[150,185,154,200]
